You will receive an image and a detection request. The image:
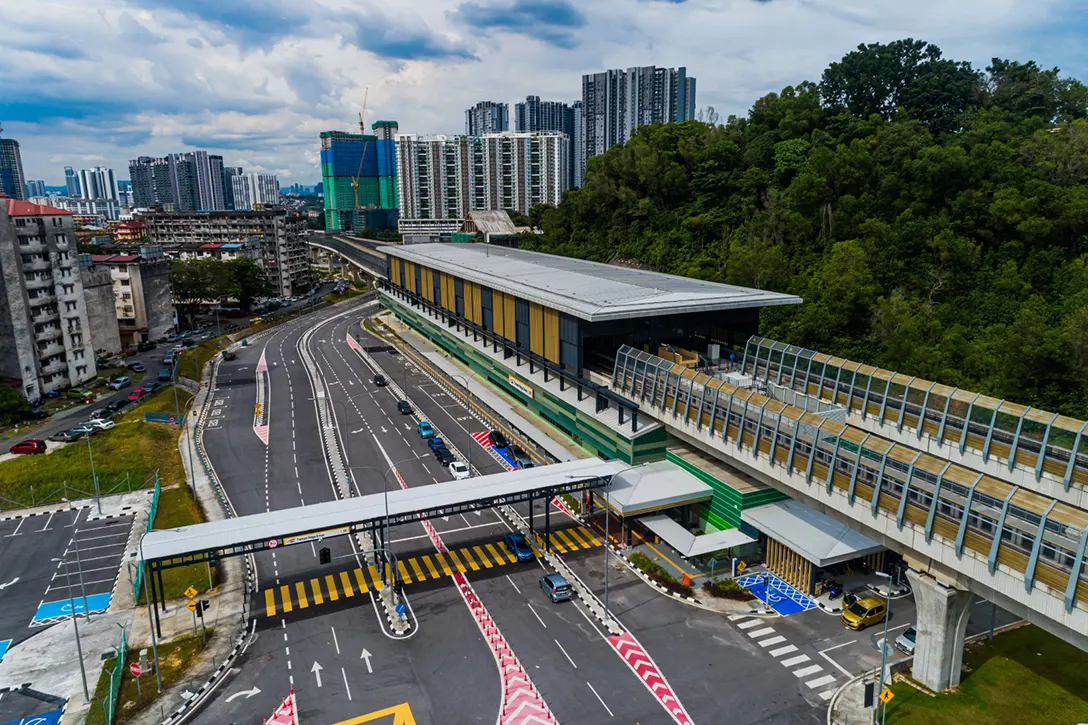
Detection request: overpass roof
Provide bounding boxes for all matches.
[380,243,802,322]
[141,458,623,563]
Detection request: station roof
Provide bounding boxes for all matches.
[594,461,713,517]
[741,499,883,568]
[140,458,624,563]
[639,514,755,557]
[380,243,802,322]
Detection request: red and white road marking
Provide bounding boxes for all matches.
[254,349,269,445]
[386,463,557,725]
[253,425,269,444]
[346,332,361,352]
[256,349,269,373]
[471,430,492,447]
[608,631,694,725]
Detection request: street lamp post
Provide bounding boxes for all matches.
[348,461,415,585]
[446,374,475,472]
[52,554,89,702]
[138,536,165,692]
[874,570,893,725]
[600,464,646,629]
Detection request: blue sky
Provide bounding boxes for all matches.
[1,0,1085,185]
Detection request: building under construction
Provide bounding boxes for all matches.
[320,120,398,232]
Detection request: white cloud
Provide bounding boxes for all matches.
[1,0,1083,185]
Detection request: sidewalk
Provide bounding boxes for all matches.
[382,314,589,463]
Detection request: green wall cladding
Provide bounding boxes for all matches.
[382,296,667,465]
[665,449,787,531]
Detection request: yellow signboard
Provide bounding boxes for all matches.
[186,600,198,612]
[879,688,894,704]
[737,561,747,573]
[184,586,198,599]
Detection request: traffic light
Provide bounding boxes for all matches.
[320,547,331,565]
[197,600,210,619]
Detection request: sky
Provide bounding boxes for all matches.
[1,0,1085,186]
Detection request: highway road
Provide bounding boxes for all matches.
[194,300,827,725]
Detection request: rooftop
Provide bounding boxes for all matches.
[381,243,802,322]
[595,460,713,517]
[467,210,517,235]
[4,198,72,218]
[742,499,883,567]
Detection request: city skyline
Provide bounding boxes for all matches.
[2,2,1082,185]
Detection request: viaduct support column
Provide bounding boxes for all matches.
[906,569,973,691]
[327,253,337,276]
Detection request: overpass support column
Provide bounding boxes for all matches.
[327,253,337,276]
[907,569,972,691]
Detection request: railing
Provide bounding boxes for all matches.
[742,336,1088,492]
[614,345,1088,613]
[35,326,61,343]
[103,626,127,724]
[132,473,161,603]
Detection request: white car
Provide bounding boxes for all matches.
[85,419,116,431]
[449,461,471,480]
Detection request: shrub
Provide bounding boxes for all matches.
[702,577,755,601]
[628,552,695,598]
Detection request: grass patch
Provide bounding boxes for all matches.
[175,341,224,382]
[628,552,695,598]
[0,387,193,507]
[86,630,213,725]
[701,577,754,601]
[327,285,367,304]
[886,625,1088,724]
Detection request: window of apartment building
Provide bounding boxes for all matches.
[71,333,82,347]
[120,278,130,286]
[65,301,77,311]
[56,234,67,244]
[73,350,84,360]
[15,218,26,228]
[76,365,87,376]
[62,284,74,294]
[122,292,132,301]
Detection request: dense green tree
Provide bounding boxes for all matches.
[524,39,1088,417]
[171,257,273,312]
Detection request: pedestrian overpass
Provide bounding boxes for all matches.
[611,345,1088,691]
[139,459,620,635]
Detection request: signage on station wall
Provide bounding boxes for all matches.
[507,375,534,400]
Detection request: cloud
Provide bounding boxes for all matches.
[5,37,90,60]
[133,0,311,46]
[118,11,166,44]
[347,9,478,61]
[452,0,586,49]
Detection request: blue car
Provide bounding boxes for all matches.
[417,421,435,439]
[503,532,534,562]
[427,437,445,452]
[540,573,573,603]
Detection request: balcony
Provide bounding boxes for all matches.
[29,292,56,307]
[40,358,67,375]
[18,239,45,253]
[35,325,61,342]
[23,258,49,272]
[26,274,54,290]
[39,341,65,359]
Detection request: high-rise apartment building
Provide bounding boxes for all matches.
[128,152,230,210]
[129,157,155,207]
[515,96,578,190]
[231,173,280,211]
[65,167,81,197]
[222,166,243,210]
[465,101,510,136]
[0,128,27,201]
[319,122,398,231]
[25,180,47,198]
[78,166,118,201]
[571,100,585,188]
[580,66,696,183]
[91,247,174,344]
[0,198,96,400]
[396,132,568,220]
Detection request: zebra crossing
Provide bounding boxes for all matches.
[730,614,840,701]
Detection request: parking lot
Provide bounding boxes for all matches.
[0,508,134,659]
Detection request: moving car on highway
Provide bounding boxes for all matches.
[373,374,387,387]
[397,400,412,415]
[434,447,455,466]
[540,573,572,603]
[417,421,435,439]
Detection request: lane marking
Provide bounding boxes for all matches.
[586,681,614,718]
[554,639,577,668]
[527,602,547,628]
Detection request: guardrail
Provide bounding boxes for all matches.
[133,474,161,602]
[103,626,128,724]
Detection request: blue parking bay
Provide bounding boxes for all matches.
[0,708,64,725]
[31,592,112,624]
[737,572,817,616]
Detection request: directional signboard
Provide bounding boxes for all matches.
[184,586,198,599]
[186,600,198,612]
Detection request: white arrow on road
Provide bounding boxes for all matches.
[311,661,323,687]
[351,428,366,434]
[226,687,261,702]
[360,649,373,674]
[380,426,388,433]
[0,577,19,590]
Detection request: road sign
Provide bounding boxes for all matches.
[268,538,279,549]
[168,416,176,425]
[737,560,747,573]
[129,662,142,677]
[184,586,198,599]
[395,603,407,617]
[879,688,894,704]
[186,600,198,612]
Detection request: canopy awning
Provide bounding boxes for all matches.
[638,514,755,557]
[742,499,882,567]
[593,461,712,518]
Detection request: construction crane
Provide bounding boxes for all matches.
[350,87,373,232]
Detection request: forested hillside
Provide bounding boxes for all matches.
[525,40,1088,417]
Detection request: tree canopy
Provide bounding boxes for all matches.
[171,257,274,312]
[524,39,1088,417]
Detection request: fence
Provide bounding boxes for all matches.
[143,412,187,426]
[103,626,128,724]
[132,472,161,603]
[0,474,138,514]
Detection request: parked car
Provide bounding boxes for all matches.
[127,388,149,402]
[373,374,387,387]
[27,408,48,419]
[84,419,116,432]
[9,439,47,455]
[158,368,173,382]
[128,362,146,373]
[49,429,85,443]
[88,409,112,421]
[449,460,471,480]
[539,573,572,603]
[396,400,412,415]
[137,341,156,352]
[108,376,132,390]
[427,437,445,452]
[510,446,534,469]
[69,422,98,436]
[43,389,61,399]
[487,430,508,449]
[222,351,236,361]
[67,388,93,400]
[433,447,455,465]
[105,401,125,414]
[163,352,174,365]
[503,532,534,562]
[417,421,435,439]
[146,382,163,393]
[894,626,917,655]
[840,596,887,631]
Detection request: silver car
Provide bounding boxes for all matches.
[894,626,916,655]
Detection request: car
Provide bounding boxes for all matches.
[510,446,534,469]
[43,389,61,399]
[427,437,445,452]
[373,374,387,387]
[539,573,572,603]
[9,439,47,455]
[163,353,174,365]
[123,347,137,357]
[222,351,236,361]
[894,626,917,655]
[67,388,93,400]
[105,401,125,413]
[127,388,149,402]
[396,400,412,415]
[88,409,111,420]
[69,422,98,436]
[26,408,48,419]
[417,421,435,439]
[146,382,163,393]
[503,532,534,562]
[84,419,116,431]
[449,460,471,480]
[128,362,146,373]
[433,447,455,465]
[108,376,132,390]
[840,596,887,631]
[224,323,240,332]
[487,430,508,449]
[49,429,85,443]
[137,341,156,352]
[158,368,173,382]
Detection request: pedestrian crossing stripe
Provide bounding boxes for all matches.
[259,527,599,617]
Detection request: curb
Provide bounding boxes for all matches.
[0,504,88,523]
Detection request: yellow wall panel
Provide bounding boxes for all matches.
[404,261,416,293]
[529,303,544,356]
[544,308,559,363]
[439,272,451,310]
[391,258,401,286]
